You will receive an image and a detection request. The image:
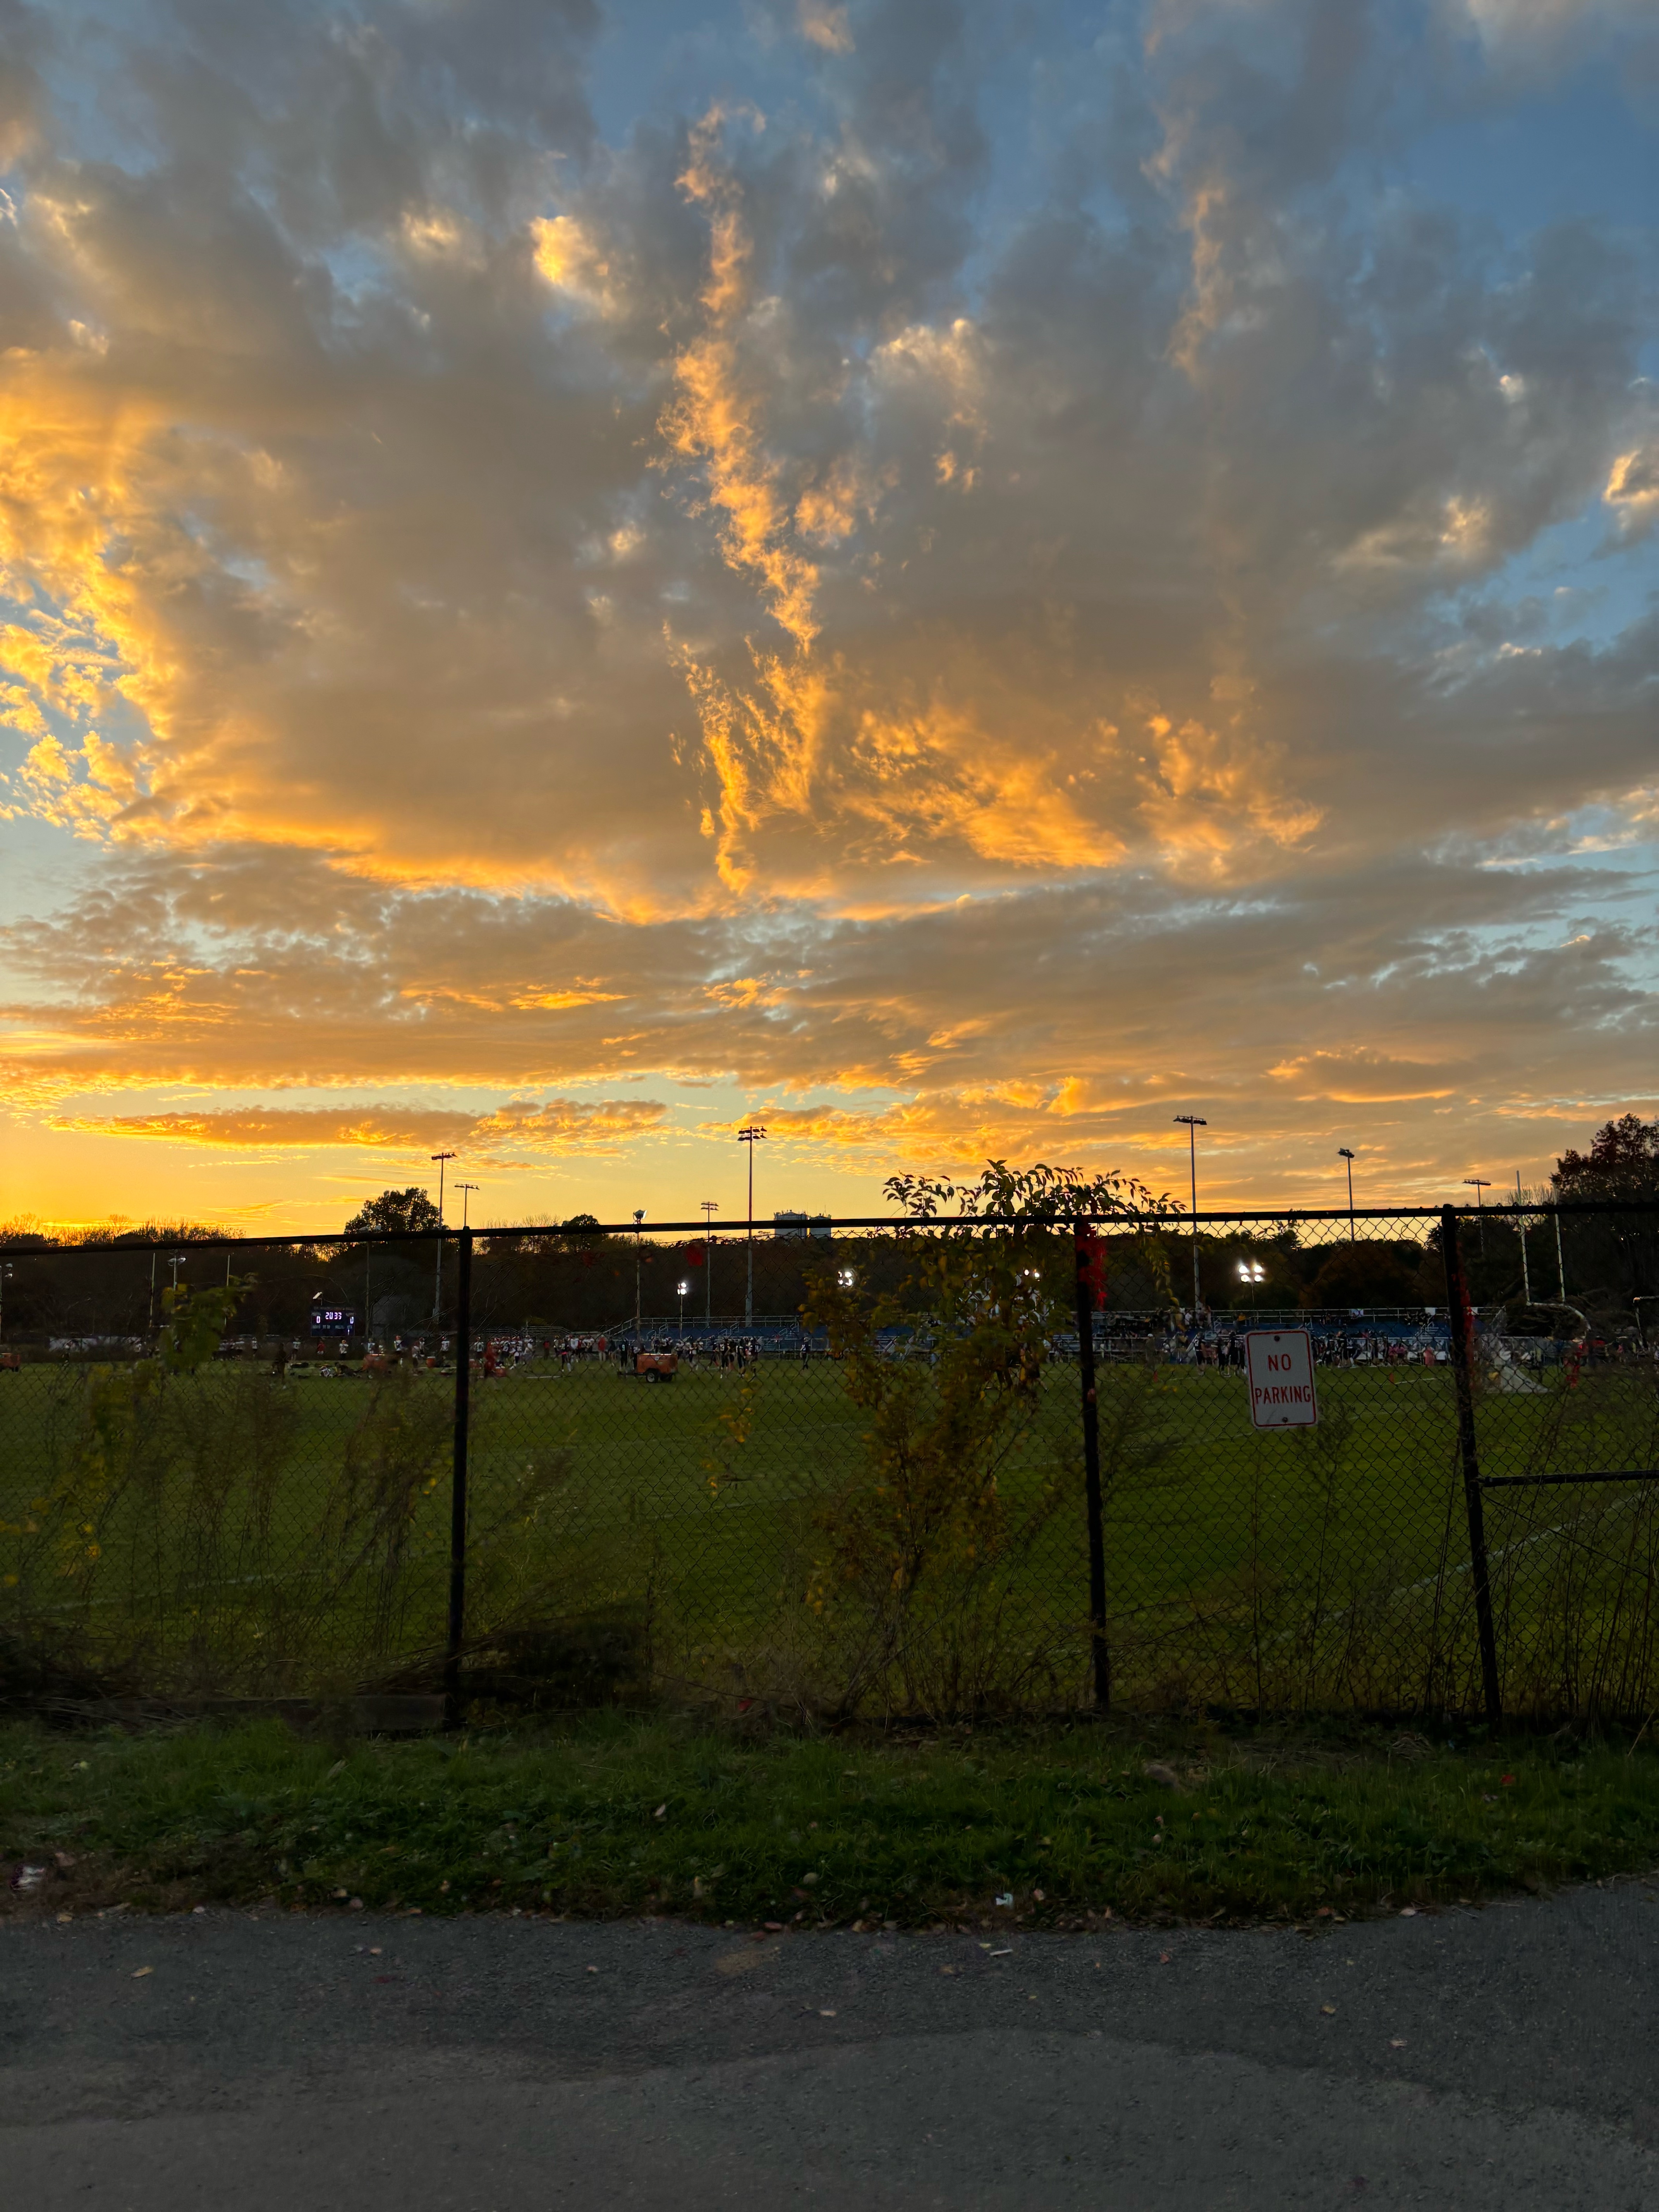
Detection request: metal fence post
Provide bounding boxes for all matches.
[1073,1218,1109,1711]
[445,1226,473,1727]
[1441,1204,1501,1729]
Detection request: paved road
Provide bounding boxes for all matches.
[4,1886,1659,2209]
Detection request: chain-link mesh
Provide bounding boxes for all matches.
[459,1223,1093,1719]
[1,1203,1654,1719]
[0,1232,462,1704]
[1468,1218,1659,1719]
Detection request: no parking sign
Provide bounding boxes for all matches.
[1245,1329,1319,1429]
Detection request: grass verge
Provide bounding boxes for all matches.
[6,1714,1659,1929]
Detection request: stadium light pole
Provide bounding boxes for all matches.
[456,1182,479,1229]
[701,1200,718,1327]
[1338,1148,1357,1242]
[0,1261,12,1343]
[1173,1115,1206,1317]
[678,1278,690,1333]
[632,1209,645,1335]
[1513,1168,1539,1300]
[1463,1176,1491,1257]
[430,1151,456,1327]
[738,1125,766,1327]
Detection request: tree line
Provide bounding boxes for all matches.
[1,1118,1654,1346]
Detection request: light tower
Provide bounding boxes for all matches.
[1338,1148,1356,1242]
[1513,1169,1532,1306]
[1173,1115,1206,1316]
[700,1199,718,1326]
[737,1125,767,1327]
[1463,1176,1491,1257]
[430,1151,456,1326]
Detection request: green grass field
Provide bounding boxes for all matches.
[3,1351,1656,1717]
[9,1711,1659,1928]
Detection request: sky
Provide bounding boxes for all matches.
[0,0,1655,1236]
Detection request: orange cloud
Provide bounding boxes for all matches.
[1267,1051,1463,1103]
[661,110,823,654]
[50,1098,669,1157]
[0,0,1654,1235]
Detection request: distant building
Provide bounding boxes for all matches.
[773,1211,832,1240]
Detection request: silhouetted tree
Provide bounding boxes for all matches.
[1556,1115,1659,1203]
[342,1188,440,1238]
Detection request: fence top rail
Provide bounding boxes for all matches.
[2,1195,1655,1259]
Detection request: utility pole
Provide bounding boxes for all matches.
[1338,1148,1356,1242]
[1463,1177,1491,1257]
[1173,1115,1206,1317]
[701,1200,718,1327]
[431,1151,456,1330]
[738,1125,766,1327]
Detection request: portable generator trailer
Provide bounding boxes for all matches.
[625,1351,678,1382]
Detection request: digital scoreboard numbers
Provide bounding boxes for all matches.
[1245,1329,1319,1429]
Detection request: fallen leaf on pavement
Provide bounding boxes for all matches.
[132,1967,153,1979]
[1321,2004,1337,2016]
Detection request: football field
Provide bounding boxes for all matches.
[3,1350,1656,1714]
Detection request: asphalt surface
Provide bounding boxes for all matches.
[4,1886,1659,2209]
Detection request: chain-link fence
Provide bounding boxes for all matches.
[2,1201,1654,1721]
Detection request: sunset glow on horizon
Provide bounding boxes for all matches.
[0,0,1655,1236]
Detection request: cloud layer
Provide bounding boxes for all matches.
[0,0,1654,1220]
